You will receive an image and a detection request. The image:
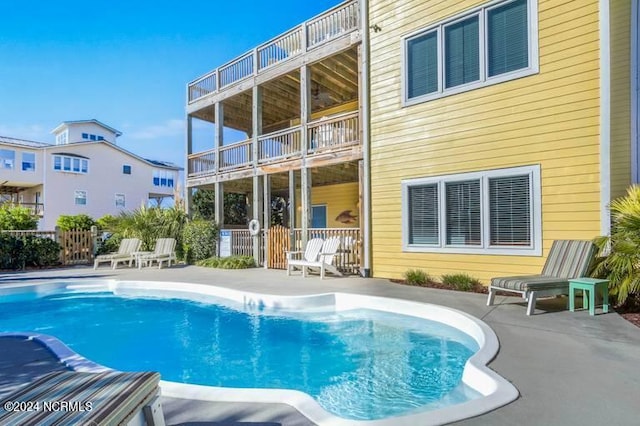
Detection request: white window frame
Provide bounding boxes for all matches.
[21,152,36,172]
[0,149,15,169]
[402,0,539,106]
[401,165,542,255]
[53,155,89,174]
[115,193,125,208]
[74,190,87,206]
[153,169,175,188]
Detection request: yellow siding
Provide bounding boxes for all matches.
[609,0,632,200]
[295,182,359,228]
[369,0,603,281]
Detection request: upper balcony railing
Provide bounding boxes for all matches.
[187,0,360,104]
[187,111,359,178]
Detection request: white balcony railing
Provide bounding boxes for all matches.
[188,112,360,178]
[187,0,359,103]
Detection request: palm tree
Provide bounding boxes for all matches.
[593,185,640,305]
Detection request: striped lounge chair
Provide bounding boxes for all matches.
[0,370,165,425]
[93,238,142,270]
[137,238,177,269]
[487,240,597,316]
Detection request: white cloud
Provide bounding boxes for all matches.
[127,118,185,140]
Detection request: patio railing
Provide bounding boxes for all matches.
[187,0,359,103]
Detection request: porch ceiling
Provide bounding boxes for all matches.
[208,161,359,194]
[190,47,359,135]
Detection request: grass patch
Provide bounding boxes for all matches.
[441,273,482,292]
[403,269,431,286]
[196,255,256,269]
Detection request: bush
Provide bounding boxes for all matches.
[593,185,640,305]
[96,214,119,231]
[0,234,60,269]
[96,233,123,256]
[116,205,187,255]
[182,219,218,264]
[441,273,482,292]
[404,269,431,286]
[0,205,38,230]
[57,214,96,231]
[196,256,255,269]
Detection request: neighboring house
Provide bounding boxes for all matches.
[184,0,639,281]
[368,0,638,281]
[0,119,181,230]
[185,1,363,267]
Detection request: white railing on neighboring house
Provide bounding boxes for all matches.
[187,0,360,103]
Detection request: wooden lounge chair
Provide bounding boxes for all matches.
[137,238,177,269]
[93,238,142,270]
[286,237,324,277]
[0,370,165,425]
[307,236,344,279]
[487,240,597,315]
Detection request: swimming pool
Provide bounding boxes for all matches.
[0,280,518,425]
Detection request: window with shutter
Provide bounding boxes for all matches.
[409,184,439,244]
[403,0,536,104]
[402,165,541,255]
[489,175,531,246]
[445,180,481,245]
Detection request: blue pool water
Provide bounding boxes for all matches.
[0,291,480,420]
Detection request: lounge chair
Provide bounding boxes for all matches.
[93,238,142,270]
[0,370,165,425]
[307,236,344,279]
[137,238,177,269]
[487,240,597,315]
[286,237,324,277]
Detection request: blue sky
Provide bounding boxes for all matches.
[0,0,341,168]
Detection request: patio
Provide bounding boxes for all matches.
[1,265,639,425]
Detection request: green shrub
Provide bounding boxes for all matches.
[441,273,482,291]
[56,214,96,231]
[593,185,640,305]
[24,236,61,267]
[182,219,218,264]
[116,205,187,255]
[196,255,255,269]
[0,205,38,230]
[96,214,119,231]
[96,233,123,256]
[403,269,431,286]
[0,234,60,269]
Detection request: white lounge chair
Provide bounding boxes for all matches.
[288,237,343,279]
[93,238,142,270]
[287,238,324,277]
[137,238,177,269]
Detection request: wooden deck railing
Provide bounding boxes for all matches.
[307,111,359,152]
[219,139,253,171]
[258,126,302,163]
[188,148,216,177]
[187,0,359,103]
[187,112,359,177]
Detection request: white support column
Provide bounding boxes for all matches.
[288,170,296,229]
[300,167,311,247]
[252,86,262,166]
[184,115,193,214]
[214,182,224,228]
[214,103,223,174]
[300,65,311,157]
[263,175,271,269]
[252,175,264,264]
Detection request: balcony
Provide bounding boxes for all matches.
[187,111,360,181]
[187,0,360,105]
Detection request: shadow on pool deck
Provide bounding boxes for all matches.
[1,265,640,426]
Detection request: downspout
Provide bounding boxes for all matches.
[359,0,372,277]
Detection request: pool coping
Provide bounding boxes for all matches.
[0,279,519,426]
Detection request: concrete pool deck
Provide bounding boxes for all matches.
[1,265,639,425]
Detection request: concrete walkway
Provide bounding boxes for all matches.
[1,265,639,425]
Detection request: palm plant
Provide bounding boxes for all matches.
[116,204,187,253]
[593,185,640,305]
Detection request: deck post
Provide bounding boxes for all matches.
[300,167,312,247]
[252,175,264,265]
[288,170,296,248]
[185,115,193,215]
[214,181,224,229]
[263,175,271,268]
[214,102,223,174]
[252,83,264,265]
[252,86,262,166]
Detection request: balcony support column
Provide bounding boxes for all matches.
[252,84,263,265]
[252,86,262,165]
[263,175,271,269]
[299,64,311,247]
[300,167,312,248]
[214,102,224,174]
[185,115,193,214]
[252,175,264,265]
[214,181,224,230]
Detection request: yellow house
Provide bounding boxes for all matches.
[367,0,638,281]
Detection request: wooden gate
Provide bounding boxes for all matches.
[267,225,290,269]
[59,229,94,265]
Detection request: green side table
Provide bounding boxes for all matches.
[569,278,609,315]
